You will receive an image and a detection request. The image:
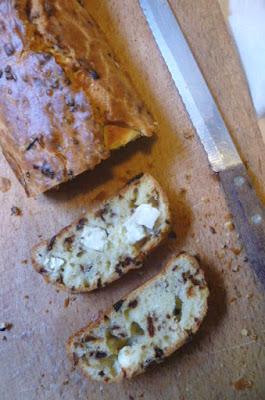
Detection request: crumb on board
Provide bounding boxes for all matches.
[24,295,29,300]
[231,246,242,256]
[232,378,253,391]
[241,328,249,337]
[11,206,22,216]
[224,220,235,232]
[210,226,216,234]
[21,259,28,264]
[0,322,13,331]
[246,293,253,299]
[2,336,7,341]
[0,177,11,193]
[64,297,70,308]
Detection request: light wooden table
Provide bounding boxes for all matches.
[1,1,265,399]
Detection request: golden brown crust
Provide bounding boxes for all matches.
[0,0,155,196]
[66,253,209,383]
[31,173,171,293]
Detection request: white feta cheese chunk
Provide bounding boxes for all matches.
[118,345,142,372]
[81,226,107,251]
[133,204,160,229]
[124,204,160,244]
[44,256,65,272]
[124,220,146,244]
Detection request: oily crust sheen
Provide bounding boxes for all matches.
[0,0,155,196]
[31,173,171,293]
[66,253,209,383]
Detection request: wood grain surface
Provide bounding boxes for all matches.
[1,1,265,399]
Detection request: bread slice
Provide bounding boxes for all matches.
[32,174,170,293]
[67,253,209,383]
[0,1,155,196]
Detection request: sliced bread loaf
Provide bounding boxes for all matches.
[32,174,170,292]
[67,253,209,383]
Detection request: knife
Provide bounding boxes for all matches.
[139,0,265,287]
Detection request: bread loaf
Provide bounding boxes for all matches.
[0,0,155,196]
[67,253,209,383]
[32,174,170,292]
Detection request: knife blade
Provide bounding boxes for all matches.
[140,0,265,287]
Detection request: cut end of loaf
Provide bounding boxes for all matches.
[32,173,170,292]
[67,253,209,383]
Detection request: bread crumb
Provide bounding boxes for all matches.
[0,322,13,331]
[246,293,253,299]
[210,226,217,234]
[229,297,237,304]
[64,297,70,308]
[233,378,253,391]
[241,328,249,337]
[21,259,28,264]
[2,335,7,341]
[224,220,235,231]
[231,246,242,255]
[0,177,11,193]
[11,206,22,216]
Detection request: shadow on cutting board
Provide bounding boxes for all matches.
[45,135,156,203]
[43,1,187,207]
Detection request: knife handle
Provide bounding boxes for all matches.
[219,164,265,288]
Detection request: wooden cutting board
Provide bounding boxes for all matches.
[1,1,265,399]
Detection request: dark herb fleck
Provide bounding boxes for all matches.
[95,351,107,359]
[113,299,124,312]
[0,322,13,332]
[41,162,55,179]
[89,70,100,80]
[210,226,216,234]
[76,218,88,231]
[47,235,57,251]
[128,299,138,309]
[72,353,79,366]
[26,137,39,151]
[11,206,22,216]
[147,315,155,337]
[5,65,16,81]
[64,235,75,251]
[115,266,123,276]
[0,69,3,78]
[154,347,164,359]
[83,335,98,342]
[126,173,144,186]
[39,268,47,274]
[4,43,15,56]
[98,370,105,377]
[97,278,102,288]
